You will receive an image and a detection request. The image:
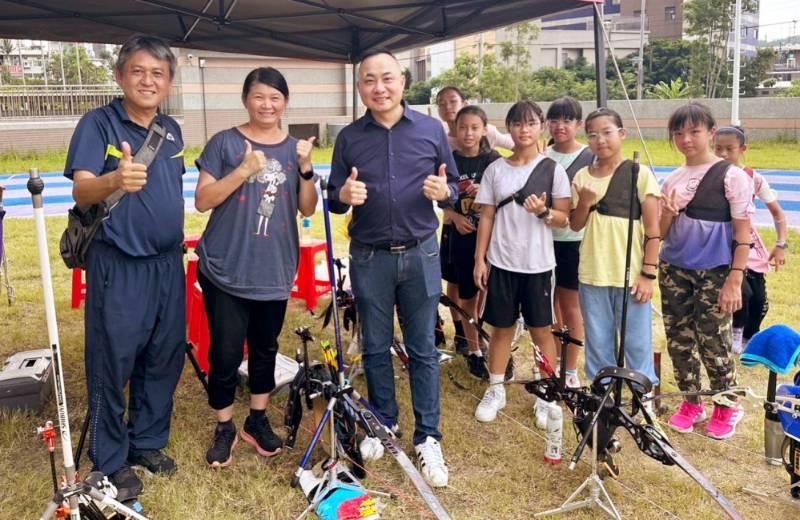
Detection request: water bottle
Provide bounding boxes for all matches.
[544,403,563,465]
[300,217,312,245]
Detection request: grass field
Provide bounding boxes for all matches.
[1,145,800,519]
[1,206,799,519]
[1,136,799,175]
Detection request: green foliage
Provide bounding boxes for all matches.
[648,78,692,99]
[740,47,778,97]
[49,44,110,85]
[780,79,800,97]
[404,78,433,105]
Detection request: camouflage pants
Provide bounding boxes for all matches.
[659,262,735,403]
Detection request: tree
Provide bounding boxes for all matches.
[684,0,757,98]
[739,47,777,97]
[404,78,433,105]
[496,21,540,100]
[49,44,109,85]
[648,78,692,99]
[780,80,800,97]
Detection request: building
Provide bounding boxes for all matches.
[619,0,760,57]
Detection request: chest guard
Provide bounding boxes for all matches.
[590,160,641,220]
[683,160,732,222]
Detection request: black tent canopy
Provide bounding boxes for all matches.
[0,1,601,63]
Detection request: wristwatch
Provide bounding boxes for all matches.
[776,241,789,250]
[299,167,315,181]
[537,207,551,220]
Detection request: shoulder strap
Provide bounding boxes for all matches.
[565,147,595,181]
[497,157,556,209]
[104,119,168,211]
[589,160,641,219]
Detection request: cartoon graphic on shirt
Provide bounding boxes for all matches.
[250,157,287,236]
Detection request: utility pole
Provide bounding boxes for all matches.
[75,43,82,86]
[477,32,484,102]
[636,0,646,99]
[17,40,26,87]
[59,42,66,86]
[41,41,48,87]
[731,0,742,125]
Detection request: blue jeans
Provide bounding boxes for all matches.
[579,283,659,386]
[350,234,442,445]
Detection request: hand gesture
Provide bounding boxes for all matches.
[452,213,476,235]
[237,139,267,180]
[769,246,786,271]
[340,167,368,206]
[296,136,316,172]
[523,192,548,216]
[115,141,148,193]
[661,189,680,217]
[423,163,450,202]
[575,183,597,207]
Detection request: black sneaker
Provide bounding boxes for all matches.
[454,336,470,357]
[467,353,489,381]
[242,414,283,457]
[109,465,143,503]
[206,421,238,468]
[127,449,177,476]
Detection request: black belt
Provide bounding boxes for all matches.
[360,233,434,254]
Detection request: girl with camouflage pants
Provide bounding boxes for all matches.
[659,103,754,440]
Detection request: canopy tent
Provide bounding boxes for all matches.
[0,1,602,63]
[0,0,609,115]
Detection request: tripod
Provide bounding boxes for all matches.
[27,169,147,520]
[535,152,642,519]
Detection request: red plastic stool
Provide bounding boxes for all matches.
[290,240,330,311]
[71,268,86,309]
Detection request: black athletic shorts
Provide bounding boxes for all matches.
[450,230,479,300]
[440,223,457,284]
[553,240,580,291]
[482,266,554,328]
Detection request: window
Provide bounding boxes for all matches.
[665,6,676,22]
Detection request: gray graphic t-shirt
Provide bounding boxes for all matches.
[195,127,301,300]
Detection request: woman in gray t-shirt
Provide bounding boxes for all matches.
[193,67,318,467]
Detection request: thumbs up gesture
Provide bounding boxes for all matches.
[423,163,450,202]
[296,136,316,172]
[523,191,548,216]
[340,167,367,206]
[237,139,267,180]
[115,141,148,193]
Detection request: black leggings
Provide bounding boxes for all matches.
[732,270,768,340]
[198,269,288,410]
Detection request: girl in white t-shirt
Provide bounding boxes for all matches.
[472,101,571,423]
[714,125,788,353]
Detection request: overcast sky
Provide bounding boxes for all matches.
[758,0,800,41]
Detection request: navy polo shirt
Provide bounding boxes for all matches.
[64,98,186,257]
[327,102,458,244]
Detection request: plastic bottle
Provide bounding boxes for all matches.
[544,403,563,465]
[300,217,312,245]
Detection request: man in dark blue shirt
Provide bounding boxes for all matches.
[64,35,185,502]
[327,49,458,488]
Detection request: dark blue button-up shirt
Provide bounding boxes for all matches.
[327,102,459,243]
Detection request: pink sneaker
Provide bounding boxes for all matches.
[668,400,706,433]
[705,404,744,440]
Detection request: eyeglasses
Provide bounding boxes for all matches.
[547,118,576,127]
[586,128,622,142]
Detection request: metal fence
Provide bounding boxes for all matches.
[0,85,182,119]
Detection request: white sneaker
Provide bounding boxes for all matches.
[475,386,506,423]
[415,436,448,488]
[359,436,384,461]
[534,399,550,430]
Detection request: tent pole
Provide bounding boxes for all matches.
[351,28,360,122]
[593,2,608,108]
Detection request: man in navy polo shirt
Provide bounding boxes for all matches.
[327,49,458,488]
[64,35,185,501]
